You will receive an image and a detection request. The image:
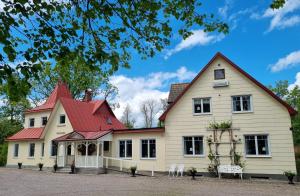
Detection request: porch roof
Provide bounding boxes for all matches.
[53,130,112,141]
[6,127,44,141]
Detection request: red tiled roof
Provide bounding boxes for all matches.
[159,52,297,121]
[6,127,44,141]
[26,82,72,113]
[60,97,125,132]
[167,83,189,104]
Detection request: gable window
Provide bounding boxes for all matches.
[245,135,270,156]
[41,117,47,126]
[41,143,45,157]
[59,114,66,124]
[104,141,109,151]
[193,98,211,114]
[51,141,57,156]
[232,95,252,112]
[14,144,19,157]
[119,140,132,158]
[29,143,35,157]
[183,136,204,156]
[214,69,225,80]
[29,118,35,127]
[141,139,156,159]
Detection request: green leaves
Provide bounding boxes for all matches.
[270,0,286,9]
[0,0,229,101]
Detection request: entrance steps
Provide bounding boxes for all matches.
[56,167,72,174]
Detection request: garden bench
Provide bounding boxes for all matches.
[217,165,243,179]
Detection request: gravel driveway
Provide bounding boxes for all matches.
[0,168,299,196]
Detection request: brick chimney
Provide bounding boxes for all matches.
[83,89,93,102]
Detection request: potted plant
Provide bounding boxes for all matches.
[283,171,296,184]
[188,167,197,180]
[130,166,137,177]
[70,160,75,174]
[18,162,22,169]
[53,163,58,172]
[38,163,43,171]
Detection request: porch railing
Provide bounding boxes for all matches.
[75,155,103,168]
[103,156,155,176]
[57,156,64,167]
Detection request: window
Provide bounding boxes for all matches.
[29,143,35,157]
[51,141,57,156]
[106,117,112,125]
[245,135,270,156]
[104,141,109,151]
[193,98,211,114]
[41,143,44,157]
[183,136,204,156]
[214,69,225,80]
[29,118,35,127]
[59,114,66,124]
[41,117,47,126]
[141,139,156,159]
[119,140,132,158]
[14,144,19,157]
[232,95,252,112]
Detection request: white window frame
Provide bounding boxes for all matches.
[214,69,225,80]
[118,140,132,159]
[50,141,57,157]
[59,114,66,125]
[29,118,35,127]
[232,95,253,113]
[13,143,19,158]
[41,117,47,126]
[193,97,212,115]
[140,139,156,160]
[28,143,35,158]
[41,143,45,157]
[183,136,205,157]
[244,134,271,158]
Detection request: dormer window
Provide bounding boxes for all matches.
[214,69,225,80]
[106,117,112,125]
[41,117,47,126]
[29,118,35,127]
[59,114,66,124]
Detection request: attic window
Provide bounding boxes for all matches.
[59,114,66,124]
[214,69,225,80]
[106,117,112,125]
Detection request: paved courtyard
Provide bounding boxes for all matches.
[0,168,299,196]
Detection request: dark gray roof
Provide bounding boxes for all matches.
[167,83,189,104]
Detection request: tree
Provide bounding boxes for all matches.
[0,1,229,101]
[121,104,135,129]
[140,99,160,128]
[29,55,118,107]
[270,0,286,9]
[269,81,300,145]
[0,119,23,166]
[160,98,169,112]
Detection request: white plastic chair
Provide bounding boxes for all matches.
[168,164,177,177]
[177,164,185,177]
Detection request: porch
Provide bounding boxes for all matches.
[56,140,107,168]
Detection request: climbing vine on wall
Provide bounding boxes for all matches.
[206,121,245,176]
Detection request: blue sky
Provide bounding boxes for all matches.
[110,0,300,126]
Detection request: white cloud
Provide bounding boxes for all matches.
[269,50,300,72]
[288,72,300,90]
[255,0,300,32]
[164,30,225,59]
[110,67,196,127]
